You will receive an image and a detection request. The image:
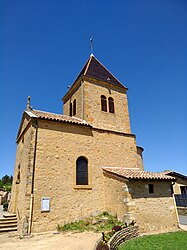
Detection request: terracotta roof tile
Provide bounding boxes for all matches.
[74,55,127,89]
[102,167,175,180]
[26,109,91,127]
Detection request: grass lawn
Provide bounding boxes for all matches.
[118,231,187,250]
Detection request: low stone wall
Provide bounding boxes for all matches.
[177,207,187,216]
[94,226,139,250]
[108,226,139,250]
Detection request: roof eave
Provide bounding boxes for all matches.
[83,75,128,91]
[62,76,83,103]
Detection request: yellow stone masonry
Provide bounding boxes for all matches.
[10,56,178,235]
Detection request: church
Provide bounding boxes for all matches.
[9,54,178,235]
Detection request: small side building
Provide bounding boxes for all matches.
[164,171,187,194]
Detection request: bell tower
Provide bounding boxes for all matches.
[62,54,131,134]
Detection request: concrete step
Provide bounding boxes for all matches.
[0,223,17,228]
[0,227,17,233]
[3,214,16,218]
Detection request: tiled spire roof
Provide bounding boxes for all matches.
[74,54,127,89]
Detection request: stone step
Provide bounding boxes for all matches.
[0,214,18,233]
[0,217,17,222]
[3,214,16,218]
[0,220,17,225]
[0,227,17,233]
[0,223,17,228]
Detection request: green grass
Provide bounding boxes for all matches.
[118,231,187,250]
[57,211,124,232]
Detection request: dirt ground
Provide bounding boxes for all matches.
[0,231,100,250]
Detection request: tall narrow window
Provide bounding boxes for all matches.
[73,99,76,116]
[69,102,72,116]
[101,95,107,112]
[76,157,88,185]
[108,97,115,113]
[16,164,21,184]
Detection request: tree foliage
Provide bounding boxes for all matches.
[0,175,13,191]
[2,175,13,185]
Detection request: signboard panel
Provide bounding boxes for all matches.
[41,197,50,212]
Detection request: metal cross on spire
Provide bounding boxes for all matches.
[90,37,93,55]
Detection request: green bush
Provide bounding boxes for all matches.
[57,212,125,232]
[4,185,11,192]
[0,180,4,188]
[3,201,8,211]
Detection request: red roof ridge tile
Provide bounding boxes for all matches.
[84,55,92,75]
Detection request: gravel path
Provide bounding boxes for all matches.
[0,231,100,250]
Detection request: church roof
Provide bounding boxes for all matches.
[74,54,127,89]
[25,109,91,127]
[102,167,175,181]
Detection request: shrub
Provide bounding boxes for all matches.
[96,241,109,250]
[3,201,8,211]
[4,185,11,192]
[112,225,122,232]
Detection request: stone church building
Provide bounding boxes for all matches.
[9,54,178,235]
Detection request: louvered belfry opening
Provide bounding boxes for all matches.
[73,99,76,116]
[101,95,107,112]
[108,97,115,113]
[69,102,73,116]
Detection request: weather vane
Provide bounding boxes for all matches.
[90,37,93,55]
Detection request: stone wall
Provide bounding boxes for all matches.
[83,79,131,133]
[104,172,128,221]
[10,115,177,235]
[127,180,178,233]
[31,119,138,232]
[63,78,131,134]
[9,114,41,234]
[109,226,139,250]
[9,116,36,234]
[63,81,83,119]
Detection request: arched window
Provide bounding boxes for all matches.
[73,99,76,116]
[76,157,88,185]
[101,95,107,112]
[108,97,115,113]
[69,102,72,116]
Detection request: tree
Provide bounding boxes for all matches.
[2,175,12,185]
[0,179,3,188]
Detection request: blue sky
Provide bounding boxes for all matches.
[1,0,187,178]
